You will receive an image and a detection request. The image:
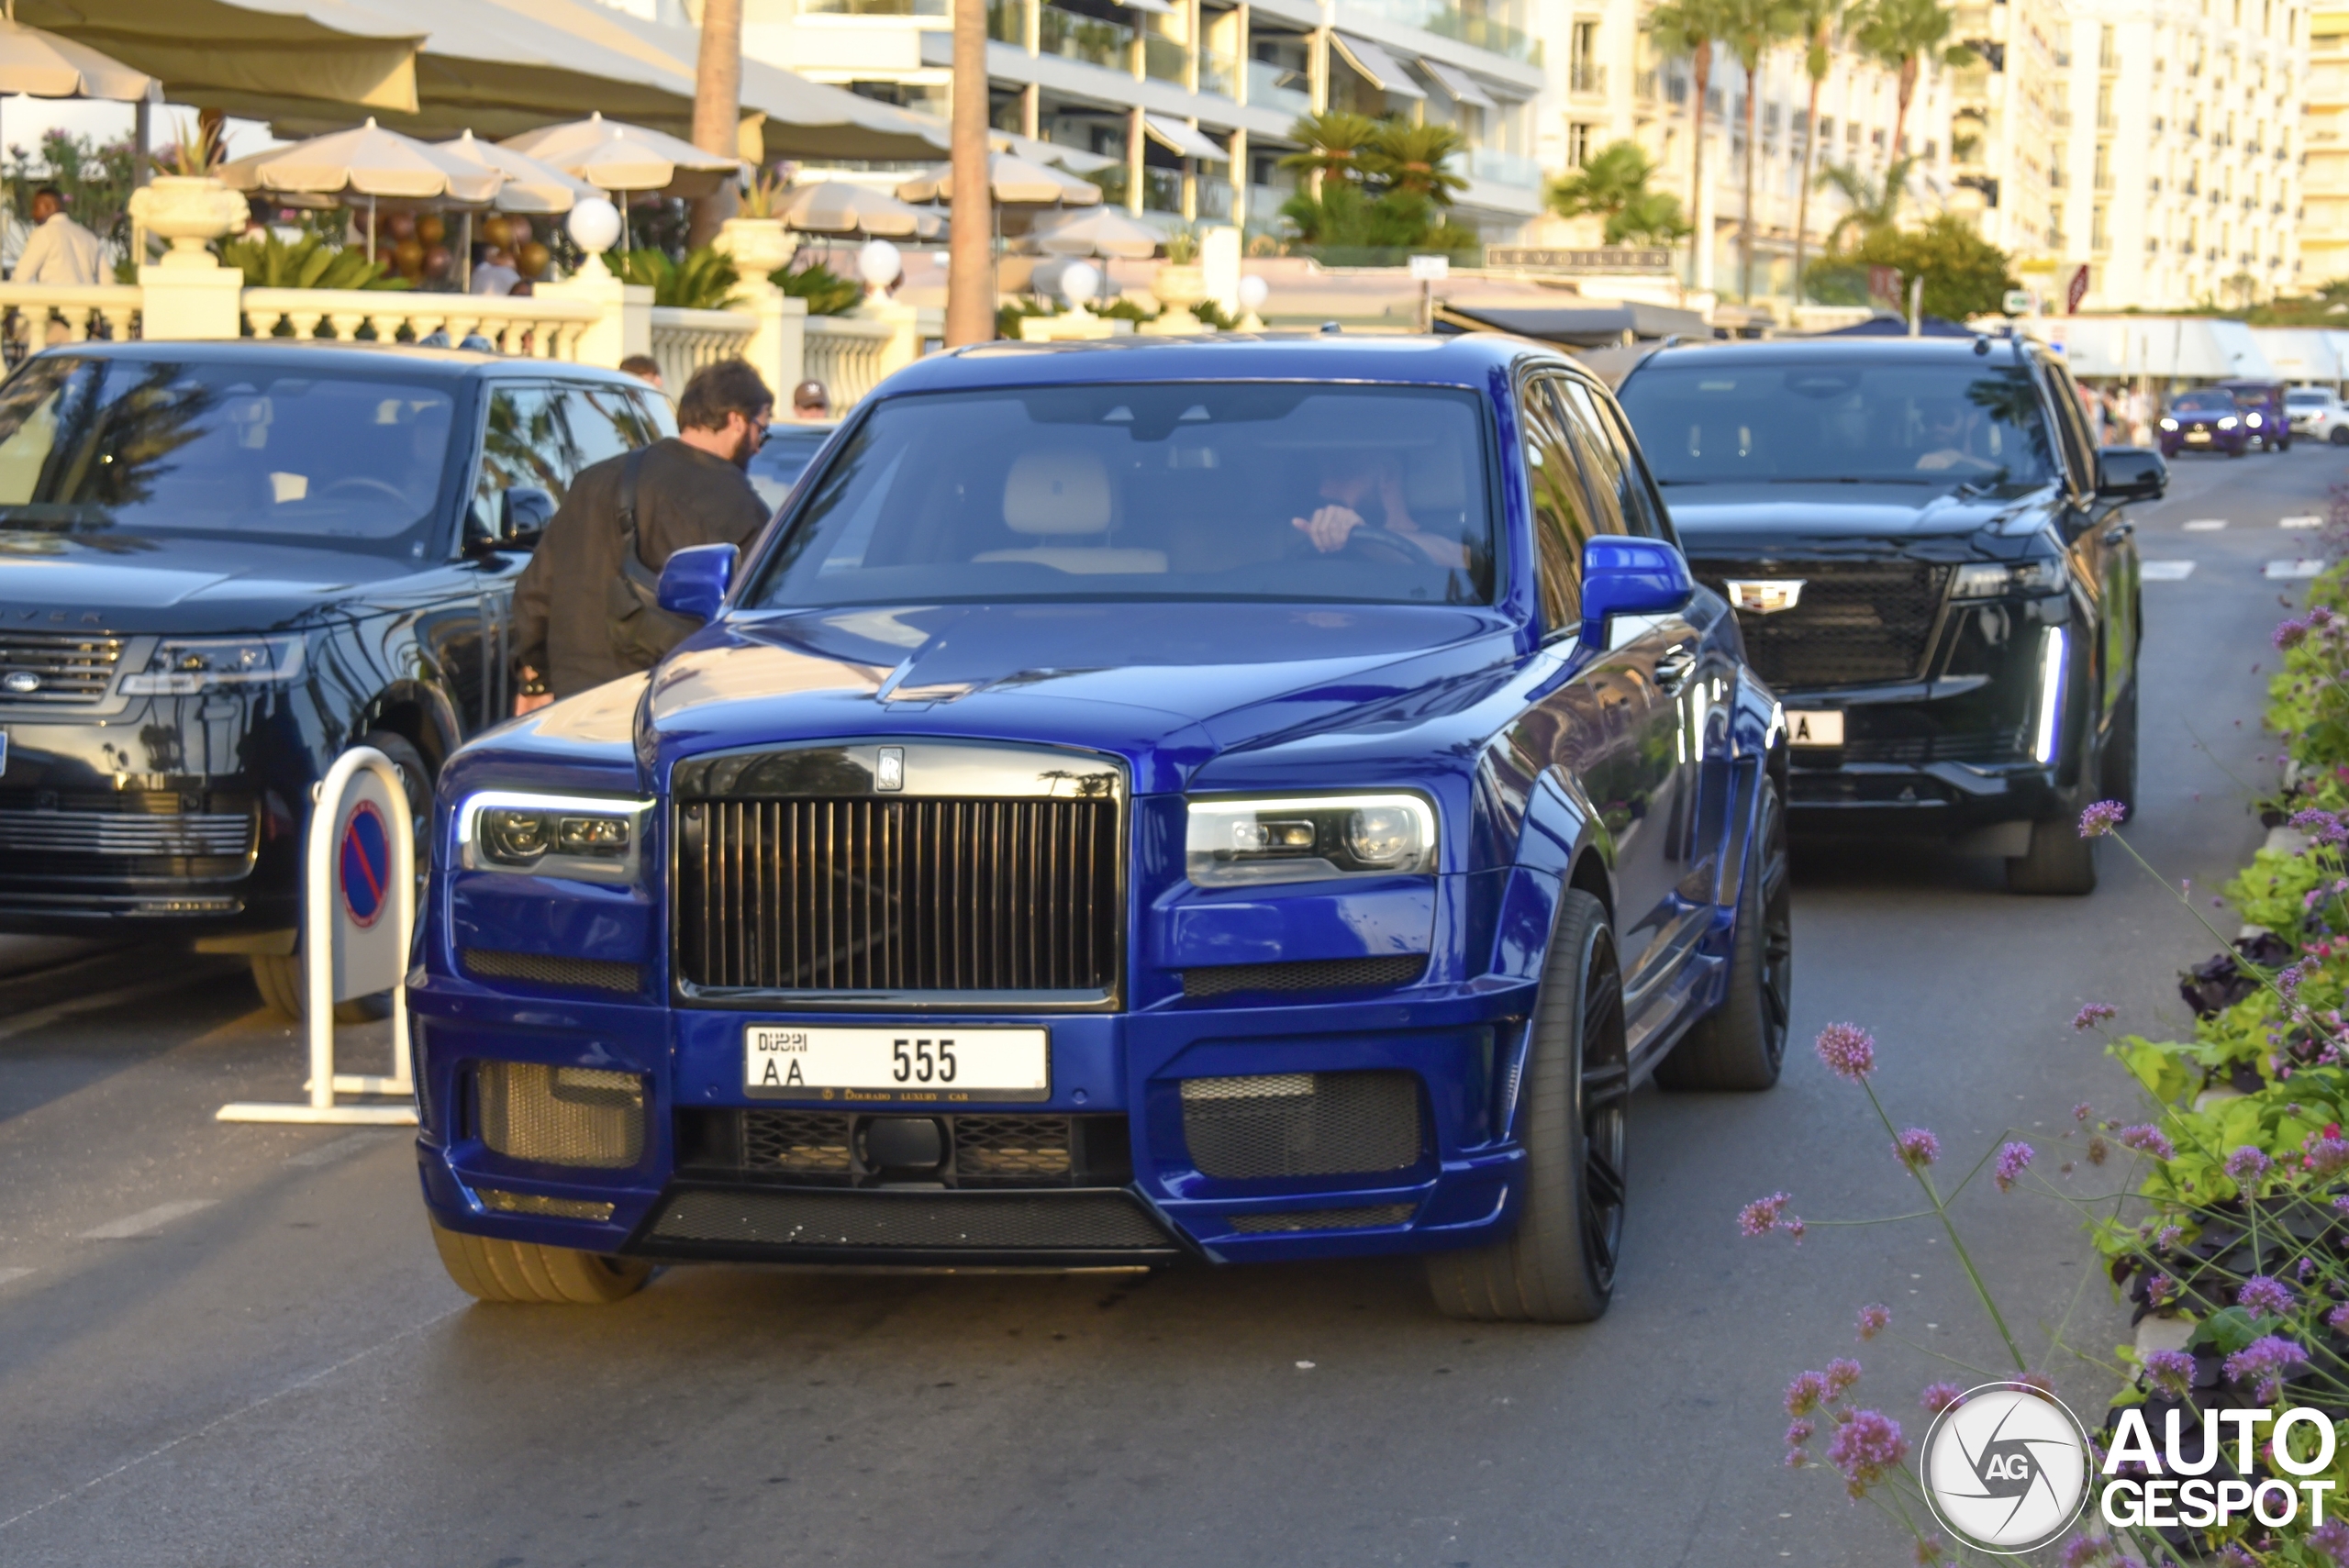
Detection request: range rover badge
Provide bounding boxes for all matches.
[1725,579,1806,615]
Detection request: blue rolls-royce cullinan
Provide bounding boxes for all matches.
[411,335,1791,1323]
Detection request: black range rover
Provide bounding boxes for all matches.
[0,341,674,1010]
[1614,336,2160,894]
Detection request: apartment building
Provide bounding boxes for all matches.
[1948,0,2070,263]
[2308,5,2349,284]
[2052,0,2306,308]
[734,0,1550,236]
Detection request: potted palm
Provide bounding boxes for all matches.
[1148,229,1208,333]
[716,168,798,276]
[127,117,247,266]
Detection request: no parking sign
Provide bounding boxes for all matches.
[329,764,406,1002]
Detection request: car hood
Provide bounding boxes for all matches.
[1662,482,2041,554]
[641,601,1525,794]
[0,528,419,634]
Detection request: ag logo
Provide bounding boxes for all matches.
[1920,1383,2091,1554]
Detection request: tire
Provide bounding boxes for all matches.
[2006,816,2098,895]
[2330,428,2349,448]
[1655,776,1790,1092]
[248,731,433,1023]
[429,1214,651,1305]
[1424,889,1626,1324]
[2100,683,2139,818]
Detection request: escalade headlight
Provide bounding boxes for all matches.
[1951,560,2066,599]
[457,791,651,881]
[1186,794,1437,887]
[121,634,305,694]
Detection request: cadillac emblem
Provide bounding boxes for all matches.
[1725,579,1806,615]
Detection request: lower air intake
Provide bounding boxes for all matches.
[645,1188,1172,1251]
[1178,1070,1425,1180]
[475,1062,645,1169]
[462,949,641,993]
[1229,1204,1417,1233]
[1181,954,1427,999]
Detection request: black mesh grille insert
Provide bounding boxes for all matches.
[743,1110,857,1175]
[1182,955,1427,999]
[719,1110,1121,1189]
[1695,561,1952,689]
[462,949,642,993]
[646,1187,1172,1250]
[1179,1070,1425,1180]
[674,796,1121,994]
[1229,1204,1416,1233]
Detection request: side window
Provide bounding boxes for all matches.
[1549,378,1639,539]
[1520,378,1594,635]
[560,384,657,472]
[1594,396,1673,541]
[472,384,568,529]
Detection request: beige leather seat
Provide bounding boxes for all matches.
[974,449,1167,574]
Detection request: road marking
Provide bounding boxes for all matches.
[79,1200,217,1240]
[2184,518,2229,530]
[2266,560,2327,580]
[284,1129,400,1168]
[0,1268,33,1288]
[2142,561,2197,580]
[0,973,210,1046]
[2282,515,2324,529]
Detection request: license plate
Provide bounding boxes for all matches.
[2186,432,2210,442]
[745,1025,1050,1102]
[1786,709,1843,747]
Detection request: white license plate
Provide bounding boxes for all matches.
[1786,709,1844,747]
[2186,432,2210,442]
[745,1025,1050,1103]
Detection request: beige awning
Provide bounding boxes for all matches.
[1418,57,1497,110]
[1143,115,1226,161]
[0,16,160,100]
[1330,33,1424,99]
[17,0,420,114]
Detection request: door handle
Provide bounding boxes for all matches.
[2102,521,2134,545]
[1654,649,1697,695]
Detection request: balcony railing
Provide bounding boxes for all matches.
[1570,62,1605,94]
[987,0,1023,41]
[1342,0,1541,62]
[1041,5,1132,69]
[1247,57,1312,113]
[1198,173,1235,219]
[1469,147,1542,187]
[1200,53,1238,97]
[1143,167,1183,213]
[1143,31,1189,83]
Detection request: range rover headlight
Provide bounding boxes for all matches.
[1952,560,2066,598]
[1186,794,1437,887]
[121,634,306,694]
[458,791,651,881]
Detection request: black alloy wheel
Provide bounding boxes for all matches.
[1424,888,1626,1323]
[1657,776,1791,1091]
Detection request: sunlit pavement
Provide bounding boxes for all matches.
[0,445,2340,1567]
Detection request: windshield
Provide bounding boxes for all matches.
[746,384,1496,608]
[0,356,458,558]
[2288,391,2327,406]
[1615,360,2057,489]
[2172,391,2234,412]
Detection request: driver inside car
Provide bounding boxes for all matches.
[1291,450,1466,568]
[1910,398,1998,473]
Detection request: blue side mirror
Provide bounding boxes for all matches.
[1579,537,1695,648]
[656,543,738,622]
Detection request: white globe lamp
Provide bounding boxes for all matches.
[1061,261,1102,312]
[566,196,622,273]
[1235,273,1269,329]
[858,239,903,293]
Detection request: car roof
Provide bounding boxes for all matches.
[874,333,1564,397]
[1621,336,2040,372]
[28,338,647,389]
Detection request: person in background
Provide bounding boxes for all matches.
[512,359,774,711]
[790,380,831,422]
[620,355,664,393]
[15,186,103,287]
[471,246,521,296]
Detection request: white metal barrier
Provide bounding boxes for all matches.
[218,746,417,1126]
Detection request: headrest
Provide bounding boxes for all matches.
[1003,450,1111,536]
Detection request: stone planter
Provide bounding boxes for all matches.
[127,177,249,268]
[1142,261,1208,335]
[717,217,798,277]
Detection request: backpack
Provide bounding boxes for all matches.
[605,447,703,668]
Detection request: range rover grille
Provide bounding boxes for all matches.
[0,631,126,705]
[1695,562,1952,690]
[674,796,1121,995]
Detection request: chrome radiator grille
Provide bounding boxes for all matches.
[0,808,253,858]
[0,631,126,705]
[674,795,1121,994]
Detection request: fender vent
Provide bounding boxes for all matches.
[1181,955,1426,999]
[1178,1070,1425,1180]
[462,949,641,993]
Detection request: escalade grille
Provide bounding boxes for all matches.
[1695,562,1952,690]
[0,631,126,705]
[674,796,1121,994]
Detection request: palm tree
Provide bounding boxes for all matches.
[1720,0,1805,300]
[1279,111,1384,196]
[1849,0,1976,159]
[1548,140,1692,244]
[1788,0,1847,305]
[943,0,995,345]
[688,0,745,247]
[1816,153,1916,250]
[1366,120,1469,203]
[1647,0,1735,284]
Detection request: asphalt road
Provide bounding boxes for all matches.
[0,443,2341,1568]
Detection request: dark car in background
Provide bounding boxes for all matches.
[2219,380,2292,452]
[2288,386,2349,446]
[2160,389,2254,456]
[745,419,837,512]
[0,342,673,1015]
[1616,337,2156,894]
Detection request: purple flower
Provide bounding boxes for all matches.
[2279,617,2313,650]
[1815,1022,1876,1083]
[2310,1135,2349,1176]
[1738,1192,1792,1238]
[2148,1273,2180,1305]
[1825,1408,1906,1497]
[2118,1125,2175,1161]
[1785,1216,1806,1241]
[2223,1334,2310,1402]
[1856,1304,1890,1341]
[1785,1418,1814,1448]
[2328,1303,2349,1335]
[1994,1140,2035,1192]
[2078,800,2128,838]
[2061,1537,2114,1568]
[2220,1546,2259,1568]
[2073,1101,2093,1121]
[1914,1536,1946,1566]
[1785,1369,1827,1417]
[2143,1349,2195,1397]
[1920,1381,1965,1413]
[2226,1145,2274,1184]
[2239,1274,2295,1317]
[1824,1357,1863,1396]
[2073,1004,2117,1031]
[2018,1370,2056,1397]
[2309,1517,2349,1562]
[2155,1224,2182,1251]
[1893,1128,1941,1171]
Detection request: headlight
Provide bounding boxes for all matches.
[1951,560,2066,598]
[1186,794,1437,887]
[2246,412,2263,428]
[121,634,305,695]
[457,791,651,881]
[2219,416,2239,429]
[2159,417,2178,430]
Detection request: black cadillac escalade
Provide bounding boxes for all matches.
[1614,335,2161,894]
[0,341,674,1010]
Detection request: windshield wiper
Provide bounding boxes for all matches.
[1953,467,2009,498]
